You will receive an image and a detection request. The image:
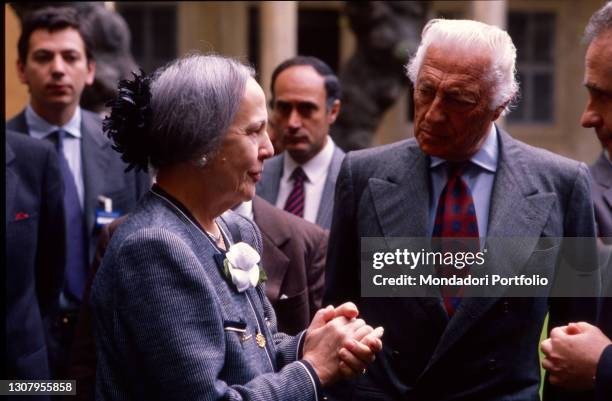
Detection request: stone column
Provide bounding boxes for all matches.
[259,1,297,100]
[469,0,507,29]
[5,4,28,119]
[470,0,507,129]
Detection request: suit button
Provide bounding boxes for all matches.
[487,358,496,371]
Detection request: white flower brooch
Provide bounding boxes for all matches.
[222,242,267,292]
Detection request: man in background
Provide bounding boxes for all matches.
[257,56,345,230]
[6,6,149,378]
[6,131,64,400]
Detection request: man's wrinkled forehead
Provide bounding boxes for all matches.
[418,44,493,80]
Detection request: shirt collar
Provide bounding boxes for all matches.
[283,136,335,183]
[430,123,498,173]
[25,104,82,140]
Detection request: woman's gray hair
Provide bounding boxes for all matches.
[584,1,612,45]
[148,53,254,168]
[405,19,519,116]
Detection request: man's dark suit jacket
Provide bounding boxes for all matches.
[324,127,598,401]
[590,154,612,401]
[252,195,327,335]
[69,196,327,400]
[590,154,612,239]
[6,130,65,399]
[6,109,150,268]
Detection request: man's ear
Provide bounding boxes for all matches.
[327,99,341,124]
[85,59,96,86]
[17,60,27,84]
[492,100,510,121]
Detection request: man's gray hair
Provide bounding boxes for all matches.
[406,19,519,116]
[149,53,255,168]
[584,1,612,45]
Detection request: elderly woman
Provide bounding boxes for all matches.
[90,54,382,401]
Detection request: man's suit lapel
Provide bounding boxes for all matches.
[5,142,17,226]
[368,141,449,326]
[368,142,430,238]
[6,111,29,134]
[81,111,111,234]
[252,197,291,302]
[424,128,556,372]
[316,144,345,229]
[258,154,284,205]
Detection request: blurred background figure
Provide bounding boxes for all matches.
[6,130,65,401]
[10,2,138,115]
[257,56,345,230]
[6,6,149,379]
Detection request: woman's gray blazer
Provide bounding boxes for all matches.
[91,191,320,401]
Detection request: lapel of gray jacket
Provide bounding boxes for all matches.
[257,154,284,204]
[81,111,111,234]
[316,144,345,229]
[423,127,557,373]
[368,139,449,328]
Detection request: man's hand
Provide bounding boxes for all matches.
[541,322,612,390]
[302,303,384,386]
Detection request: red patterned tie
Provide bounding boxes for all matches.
[432,162,479,316]
[284,167,307,217]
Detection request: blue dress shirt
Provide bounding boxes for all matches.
[25,105,84,208]
[428,123,499,240]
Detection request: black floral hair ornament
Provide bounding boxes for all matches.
[103,69,152,172]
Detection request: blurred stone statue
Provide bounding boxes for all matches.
[11,2,138,115]
[333,1,428,151]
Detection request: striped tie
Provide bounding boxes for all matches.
[284,167,307,217]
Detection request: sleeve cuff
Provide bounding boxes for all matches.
[595,343,612,400]
[297,330,306,359]
[296,360,323,401]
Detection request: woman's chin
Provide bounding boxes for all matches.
[238,186,256,202]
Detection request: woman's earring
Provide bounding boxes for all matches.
[195,155,207,167]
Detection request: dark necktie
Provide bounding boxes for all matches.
[283,167,307,217]
[432,162,479,317]
[50,130,88,301]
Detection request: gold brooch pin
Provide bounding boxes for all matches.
[255,332,266,348]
